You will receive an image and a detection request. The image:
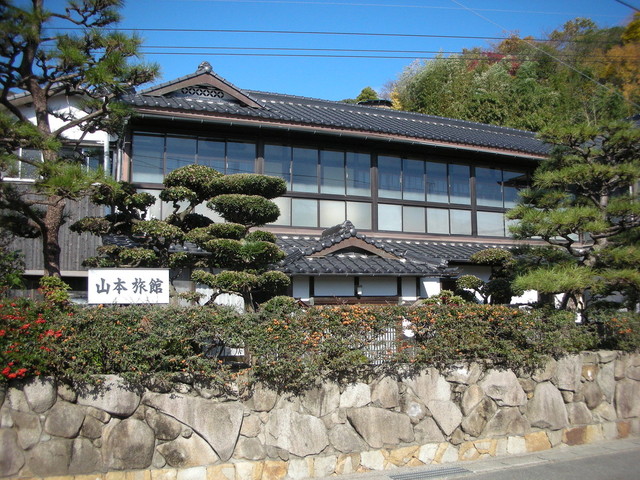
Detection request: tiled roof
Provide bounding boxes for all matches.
[276,221,515,276]
[123,70,548,158]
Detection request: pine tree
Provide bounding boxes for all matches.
[0,0,158,276]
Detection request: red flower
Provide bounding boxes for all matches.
[1,367,10,376]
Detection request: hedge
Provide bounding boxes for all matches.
[1,299,638,392]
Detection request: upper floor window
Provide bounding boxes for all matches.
[131,133,256,183]
[264,144,372,196]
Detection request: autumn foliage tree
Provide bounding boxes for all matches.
[0,0,158,276]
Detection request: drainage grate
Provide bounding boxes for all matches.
[388,466,471,480]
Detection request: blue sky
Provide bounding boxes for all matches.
[59,0,638,100]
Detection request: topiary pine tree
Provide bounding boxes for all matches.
[72,164,291,309]
[507,120,640,315]
[0,0,159,277]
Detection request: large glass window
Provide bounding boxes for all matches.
[320,199,346,227]
[503,170,523,208]
[227,142,255,174]
[270,197,291,226]
[426,162,448,203]
[166,136,196,174]
[450,209,472,234]
[264,144,291,188]
[476,167,503,207]
[449,165,470,205]
[132,134,164,183]
[320,151,345,194]
[378,156,402,199]
[346,153,371,196]
[198,139,225,172]
[403,159,425,201]
[292,148,317,193]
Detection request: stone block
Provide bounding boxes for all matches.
[384,446,419,466]
[552,355,583,392]
[239,414,262,438]
[360,450,385,470]
[458,442,480,461]
[300,383,339,417]
[596,361,616,403]
[0,429,25,477]
[103,418,155,470]
[176,467,207,480]
[146,409,182,441]
[563,426,587,446]
[329,423,368,453]
[482,407,529,437]
[11,410,42,450]
[313,455,337,477]
[347,407,413,449]
[433,443,458,464]
[617,420,631,438]
[414,416,445,444]
[44,401,86,438]
[144,392,244,462]
[615,378,640,418]
[445,362,482,385]
[105,472,129,480]
[234,461,263,480]
[591,402,617,422]
[335,454,359,475]
[524,431,551,452]
[566,402,593,425]
[262,460,287,480]
[150,469,178,480]
[157,434,219,468]
[597,350,618,363]
[473,439,497,456]
[479,370,527,407]
[69,437,102,474]
[461,384,484,416]
[427,400,462,436]
[417,444,438,465]
[23,377,57,413]
[526,382,568,430]
[371,376,400,409]
[400,393,428,424]
[235,436,266,461]
[461,397,497,437]
[581,382,603,409]
[506,435,526,454]
[286,458,312,479]
[602,422,619,440]
[77,375,141,416]
[403,368,450,403]
[265,406,329,457]
[24,438,72,476]
[339,383,371,409]
[532,358,557,383]
[206,463,235,480]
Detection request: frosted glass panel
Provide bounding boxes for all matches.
[450,209,472,235]
[320,200,345,227]
[292,198,317,227]
[270,197,291,226]
[403,206,425,233]
[347,202,371,230]
[427,208,449,234]
[378,204,402,231]
[477,211,505,236]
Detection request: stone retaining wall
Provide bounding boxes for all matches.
[1,351,639,480]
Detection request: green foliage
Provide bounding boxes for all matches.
[507,121,640,313]
[0,232,25,296]
[208,194,281,227]
[0,0,159,276]
[392,16,635,129]
[212,174,287,199]
[52,304,244,385]
[591,310,640,352]
[38,276,71,308]
[246,230,278,243]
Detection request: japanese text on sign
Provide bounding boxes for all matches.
[88,269,170,304]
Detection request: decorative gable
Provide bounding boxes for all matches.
[141,62,262,108]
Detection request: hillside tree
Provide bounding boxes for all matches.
[0,0,158,276]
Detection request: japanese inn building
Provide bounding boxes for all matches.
[11,62,550,304]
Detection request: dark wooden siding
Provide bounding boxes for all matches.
[9,197,104,276]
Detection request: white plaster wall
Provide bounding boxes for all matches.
[420,278,441,298]
[511,290,538,305]
[360,276,396,296]
[315,276,353,296]
[401,277,418,301]
[292,276,311,300]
